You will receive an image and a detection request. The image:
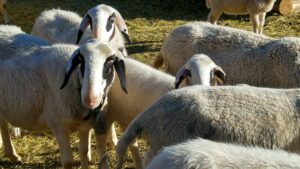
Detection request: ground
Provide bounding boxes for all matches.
[0,0,299,168]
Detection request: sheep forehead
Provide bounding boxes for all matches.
[88,4,114,18]
[186,54,216,71]
[80,40,115,60]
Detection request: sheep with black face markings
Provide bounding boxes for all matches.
[31,4,130,56]
[0,30,127,169]
[96,54,226,169]
[116,85,300,168]
[154,22,300,88]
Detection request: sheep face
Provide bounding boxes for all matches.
[76,4,131,44]
[174,54,226,88]
[61,39,127,110]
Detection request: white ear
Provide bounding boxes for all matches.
[114,10,131,44]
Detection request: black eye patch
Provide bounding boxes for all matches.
[102,55,116,79]
[106,13,116,32]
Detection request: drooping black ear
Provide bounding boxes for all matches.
[121,30,131,44]
[60,49,84,89]
[106,12,116,32]
[76,15,92,44]
[212,66,226,85]
[113,58,127,93]
[174,68,191,89]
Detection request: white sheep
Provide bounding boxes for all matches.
[31,4,130,56]
[153,22,300,88]
[146,138,300,169]
[0,25,51,147]
[0,30,127,169]
[0,0,9,23]
[206,0,276,34]
[116,85,300,168]
[95,54,226,169]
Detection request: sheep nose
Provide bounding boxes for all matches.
[84,95,99,109]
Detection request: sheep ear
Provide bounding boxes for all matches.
[76,15,92,44]
[212,66,226,85]
[174,68,191,89]
[113,58,127,94]
[60,49,84,89]
[106,12,116,32]
[121,30,131,44]
[114,11,131,44]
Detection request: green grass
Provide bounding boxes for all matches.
[0,0,299,168]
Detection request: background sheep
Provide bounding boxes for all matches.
[0,30,127,169]
[153,22,300,88]
[0,25,50,149]
[96,54,226,169]
[31,4,130,56]
[206,0,276,34]
[0,0,9,23]
[116,85,300,168]
[0,25,50,59]
[146,138,300,169]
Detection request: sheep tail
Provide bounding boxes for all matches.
[153,52,164,68]
[115,121,143,169]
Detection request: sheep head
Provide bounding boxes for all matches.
[174,54,226,88]
[76,4,131,44]
[61,39,127,110]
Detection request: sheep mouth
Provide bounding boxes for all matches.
[83,94,107,135]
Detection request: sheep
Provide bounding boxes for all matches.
[0,31,127,169]
[0,25,50,59]
[153,22,300,88]
[146,138,300,169]
[0,25,51,147]
[31,4,130,56]
[116,85,300,168]
[0,0,9,23]
[206,0,276,34]
[95,54,226,169]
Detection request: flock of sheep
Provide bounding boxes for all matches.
[0,1,300,169]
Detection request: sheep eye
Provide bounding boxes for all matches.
[103,62,113,79]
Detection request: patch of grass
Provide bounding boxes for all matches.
[0,0,299,168]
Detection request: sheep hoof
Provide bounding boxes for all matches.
[4,153,22,163]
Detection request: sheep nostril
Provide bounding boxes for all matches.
[84,95,99,109]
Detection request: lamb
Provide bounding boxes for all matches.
[31,4,130,56]
[153,22,300,88]
[146,138,300,169]
[0,31,127,169]
[96,54,226,169]
[206,0,276,34]
[0,0,9,23]
[116,85,300,168]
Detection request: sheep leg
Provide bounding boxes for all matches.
[52,128,73,169]
[207,9,222,25]
[1,0,9,24]
[0,118,21,162]
[95,133,110,169]
[249,14,259,34]
[129,140,143,169]
[258,13,266,34]
[13,127,21,137]
[79,129,92,169]
[109,123,118,146]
